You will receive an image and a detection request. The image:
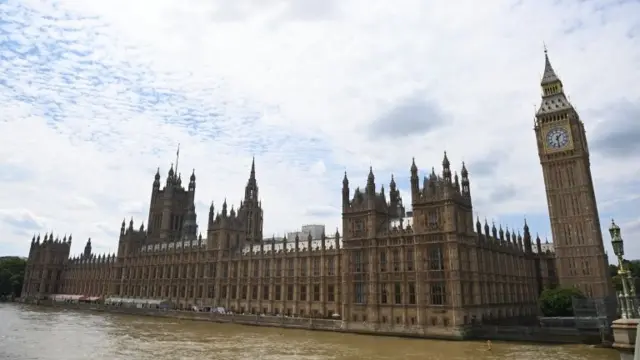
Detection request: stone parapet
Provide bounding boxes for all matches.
[26,301,605,344]
[611,318,639,360]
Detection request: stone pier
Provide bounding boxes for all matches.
[611,318,640,360]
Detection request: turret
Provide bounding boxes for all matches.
[365,167,375,199]
[453,172,460,192]
[428,167,437,193]
[523,219,533,254]
[188,169,196,192]
[410,158,419,200]
[166,164,175,186]
[442,151,451,183]
[483,219,490,239]
[282,235,288,253]
[83,238,92,258]
[342,172,350,209]
[153,168,160,190]
[461,162,470,198]
[388,175,405,223]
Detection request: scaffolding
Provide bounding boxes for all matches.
[571,295,618,334]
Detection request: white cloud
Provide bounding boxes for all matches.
[0,0,639,261]
[309,160,327,176]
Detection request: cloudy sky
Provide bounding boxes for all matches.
[0,0,639,260]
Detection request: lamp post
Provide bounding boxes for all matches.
[610,219,637,319]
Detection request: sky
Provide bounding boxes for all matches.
[0,0,639,261]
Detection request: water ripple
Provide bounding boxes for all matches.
[0,304,619,360]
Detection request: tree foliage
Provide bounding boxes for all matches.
[0,257,27,299]
[609,260,640,293]
[538,287,585,317]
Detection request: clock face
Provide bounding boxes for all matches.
[546,127,570,149]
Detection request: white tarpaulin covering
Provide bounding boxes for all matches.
[51,294,84,301]
[105,297,170,306]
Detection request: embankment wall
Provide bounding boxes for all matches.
[29,301,603,344]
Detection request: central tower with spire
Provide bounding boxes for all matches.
[238,157,264,243]
[534,48,612,298]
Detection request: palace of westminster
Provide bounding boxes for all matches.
[21,51,613,330]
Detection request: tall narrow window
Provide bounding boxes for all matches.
[328,257,335,276]
[429,246,444,270]
[408,283,416,304]
[430,282,446,305]
[379,251,387,272]
[381,284,388,304]
[394,283,402,304]
[392,249,400,272]
[406,248,414,271]
[354,282,365,304]
[353,251,363,273]
[327,285,335,302]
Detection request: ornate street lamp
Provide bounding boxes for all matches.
[610,219,637,319]
[610,221,623,257]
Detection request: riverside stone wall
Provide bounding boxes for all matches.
[29,300,602,344]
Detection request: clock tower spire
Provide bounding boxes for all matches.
[534,48,613,298]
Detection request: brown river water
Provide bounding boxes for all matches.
[0,303,619,360]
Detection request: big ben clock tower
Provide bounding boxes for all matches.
[534,49,613,298]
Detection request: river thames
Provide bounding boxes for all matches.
[0,304,619,360]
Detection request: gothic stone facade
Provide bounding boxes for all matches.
[23,54,592,333]
[22,155,556,331]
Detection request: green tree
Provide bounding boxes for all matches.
[626,260,640,279]
[0,257,27,298]
[0,269,12,297]
[609,260,640,294]
[538,287,585,317]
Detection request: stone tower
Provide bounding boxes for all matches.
[534,49,612,298]
[22,233,71,298]
[146,163,196,243]
[238,157,263,243]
